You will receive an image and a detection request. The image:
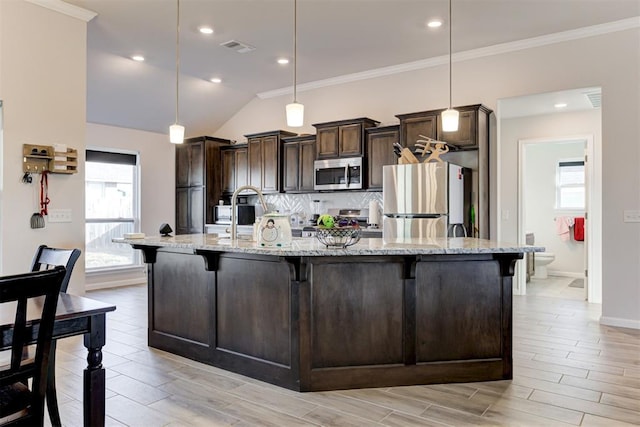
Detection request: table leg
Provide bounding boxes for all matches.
[83,314,106,427]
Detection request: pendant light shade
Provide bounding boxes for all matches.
[286,102,304,127]
[441,108,459,132]
[285,0,304,127]
[170,124,185,143]
[441,0,459,132]
[170,0,184,144]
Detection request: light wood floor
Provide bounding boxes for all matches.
[48,281,640,427]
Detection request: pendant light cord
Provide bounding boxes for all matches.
[175,0,180,124]
[293,0,297,103]
[448,0,452,110]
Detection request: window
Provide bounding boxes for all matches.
[556,159,585,210]
[85,150,141,270]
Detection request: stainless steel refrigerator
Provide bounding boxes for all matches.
[382,162,469,240]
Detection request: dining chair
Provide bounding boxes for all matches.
[0,266,66,426]
[30,245,80,427]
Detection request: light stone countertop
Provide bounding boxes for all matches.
[115,234,543,257]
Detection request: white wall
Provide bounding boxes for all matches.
[0,1,87,294]
[84,123,175,289]
[215,28,640,328]
[86,123,175,237]
[524,140,586,276]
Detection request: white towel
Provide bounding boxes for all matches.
[555,216,574,242]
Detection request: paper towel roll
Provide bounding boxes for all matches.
[368,200,381,227]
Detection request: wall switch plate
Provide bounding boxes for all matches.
[623,210,640,223]
[48,209,72,223]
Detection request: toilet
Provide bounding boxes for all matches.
[533,252,555,279]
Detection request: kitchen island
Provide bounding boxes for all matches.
[119,235,541,391]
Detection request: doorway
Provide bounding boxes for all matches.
[497,87,602,303]
[518,136,597,301]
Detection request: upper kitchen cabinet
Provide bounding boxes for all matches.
[282,135,316,193]
[437,104,492,149]
[366,125,400,191]
[221,145,248,195]
[245,130,296,193]
[175,136,232,234]
[395,110,439,153]
[313,118,379,159]
[397,104,491,151]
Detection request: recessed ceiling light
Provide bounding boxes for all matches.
[427,20,442,28]
[131,55,145,62]
[210,77,222,83]
[199,26,214,35]
[554,103,568,108]
[277,58,289,65]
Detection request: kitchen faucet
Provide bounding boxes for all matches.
[230,185,269,240]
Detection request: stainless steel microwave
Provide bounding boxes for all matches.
[314,157,363,191]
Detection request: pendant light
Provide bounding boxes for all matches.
[169,0,185,144]
[286,0,304,127]
[441,0,459,132]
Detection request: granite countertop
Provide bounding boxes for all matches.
[115,234,543,257]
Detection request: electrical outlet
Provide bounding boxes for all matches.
[48,209,72,223]
[623,210,640,223]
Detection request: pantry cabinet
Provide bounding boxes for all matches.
[175,136,232,234]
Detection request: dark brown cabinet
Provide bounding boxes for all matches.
[221,145,248,195]
[282,135,316,193]
[175,136,231,234]
[245,130,296,193]
[396,110,439,153]
[396,104,493,238]
[313,118,379,159]
[437,104,492,149]
[366,125,399,190]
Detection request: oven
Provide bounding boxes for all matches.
[314,157,363,191]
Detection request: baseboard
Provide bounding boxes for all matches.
[86,277,147,291]
[600,316,640,330]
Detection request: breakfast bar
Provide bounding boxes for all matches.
[120,235,540,391]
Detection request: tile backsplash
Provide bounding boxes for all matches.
[249,191,382,218]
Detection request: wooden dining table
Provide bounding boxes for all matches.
[0,292,116,427]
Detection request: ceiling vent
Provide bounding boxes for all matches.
[584,91,601,108]
[220,40,255,54]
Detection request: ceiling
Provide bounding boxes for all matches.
[61,0,639,137]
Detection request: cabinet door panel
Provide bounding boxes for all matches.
[176,187,189,234]
[438,110,477,148]
[282,142,299,192]
[189,142,204,186]
[176,144,190,187]
[316,127,339,159]
[248,138,262,189]
[402,115,437,152]
[299,140,316,192]
[261,136,279,192]
[367,129,399,190]
[235,148,248,189]
[221,150,235,194]
[339,123,362,157]
[189,186,204,233]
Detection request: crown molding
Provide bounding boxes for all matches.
[258,16,640,100]
[25,0,97,22]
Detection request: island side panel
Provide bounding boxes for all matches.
[415,254,509,381]
[211,253,300,389]
[149,248,214,362]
